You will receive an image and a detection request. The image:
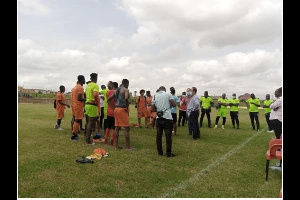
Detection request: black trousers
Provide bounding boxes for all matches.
[99,107,104,128]
[189,110,200,139]
[178,110,186,126]
[265,113,271,131]
[230,111,239,128]
[200,108,211,127]
[156,118,173,156]
[270,119,282,139]
[249,112,260,130]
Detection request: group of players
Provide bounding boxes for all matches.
[54,73,280,148]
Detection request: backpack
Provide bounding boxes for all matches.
[54,99,56,109]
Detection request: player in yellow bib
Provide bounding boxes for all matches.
[263,94,274,132]
[85,73,101,145]
[246,93,261,131]
[228,93,240,129]
[214,93,229,129]
[199,91,214,128]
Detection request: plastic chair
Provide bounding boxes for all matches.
[266,139,282,181]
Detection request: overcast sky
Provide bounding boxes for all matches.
[18,0,282,99]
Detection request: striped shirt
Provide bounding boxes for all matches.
[187,94,200,117]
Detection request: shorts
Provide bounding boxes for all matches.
[171,113,177,123]
[74,106,84,120]
[85,104,98,118]
[138,111,147,118]
[217,108,227,117]
[107,115,115,129]
[114,107,130,127]
[57,108,64,119]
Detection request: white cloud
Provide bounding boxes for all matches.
[18,0,50,16]
[122,0,282,48]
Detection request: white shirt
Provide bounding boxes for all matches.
[270,96,282,122]
[100,95,104,108]
[187,94,200,117]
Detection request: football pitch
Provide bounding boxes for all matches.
[18,103,282,198]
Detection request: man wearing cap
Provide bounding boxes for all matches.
[229,93,240,129]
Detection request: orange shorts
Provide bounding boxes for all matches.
[74,106,84,120]
[138,111,147,118]
[57,108,64,119]
[114,107,130,127]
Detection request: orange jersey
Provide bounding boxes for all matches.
[56,92,66,110]
[71,84,84,108]
[136,96,147,112]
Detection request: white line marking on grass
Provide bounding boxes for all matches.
[159,131,262,198]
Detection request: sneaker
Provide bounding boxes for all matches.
[267,130,274,133]
[58,127,64,131]
[70,136,79,141]
[222,125,225,130]
[214,125,218,129]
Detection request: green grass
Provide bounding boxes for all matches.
[18,103,282,198]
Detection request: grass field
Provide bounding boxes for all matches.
[18,103,282,198]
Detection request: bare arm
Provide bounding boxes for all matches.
[151,104,157,112]
[124,88,129,111]
[77,93,85,102]
[170,99,176,107]
[58,100,70,108]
